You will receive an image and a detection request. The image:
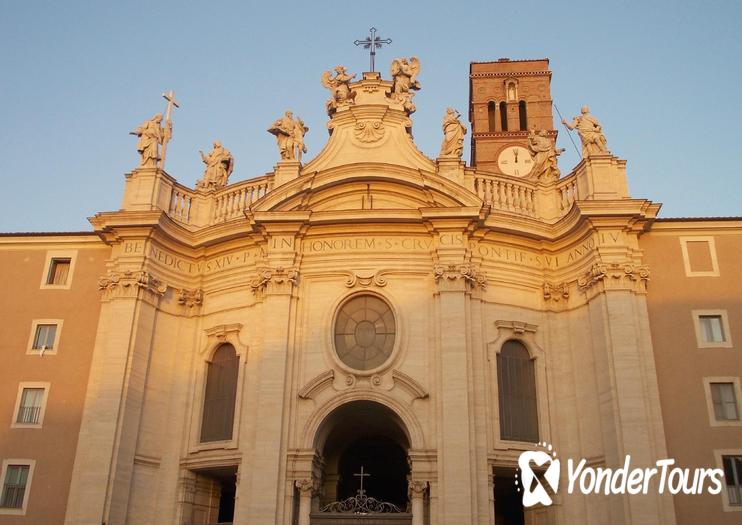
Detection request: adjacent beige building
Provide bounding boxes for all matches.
[0,58,740,525]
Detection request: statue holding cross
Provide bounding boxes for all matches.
[129,90,179,170]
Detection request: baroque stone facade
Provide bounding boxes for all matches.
[0,58,741,525]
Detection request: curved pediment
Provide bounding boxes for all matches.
[251,163,483,213]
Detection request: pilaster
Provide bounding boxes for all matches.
[274,160,302,188]
[121,167,176,212]
[574,154,630,200]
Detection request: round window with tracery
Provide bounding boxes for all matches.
[334,295,396,371]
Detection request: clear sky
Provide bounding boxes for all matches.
[1,1,740,231]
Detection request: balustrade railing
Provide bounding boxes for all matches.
[169,186,193,223]
[474,174,537,217]
[556,174,579,212]
[212,176,273,222]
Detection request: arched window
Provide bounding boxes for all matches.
[499,101,508,132]
[487,101,497,132]
[497,340,538,442]
[518,101,528,131]
[201,343,239,442]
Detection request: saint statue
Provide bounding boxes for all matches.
[527,130,565,182]
[130,114,169,168]
[389,57,421,113]
[439,108,467,158]
[562,106,609,158]
[268,111,308,162]
[321,65,356,113]
[196,141,234,191]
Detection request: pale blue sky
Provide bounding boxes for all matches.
[1,1,740,231]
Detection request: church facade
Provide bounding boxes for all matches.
[1,58,741,525]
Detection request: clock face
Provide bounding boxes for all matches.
[497,146,533,177]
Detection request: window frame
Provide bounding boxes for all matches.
[497,339,539,443]
[679,236,719,277]
[39,250,78,290]
[0,459,35,516]
[26,319,63,355]
[704,377,742,427]
[11,383,50,429]
[714,450,742,512]
[692,309,733,349]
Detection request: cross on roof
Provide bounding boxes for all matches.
[354,465,371,496]
[354,27,391,73]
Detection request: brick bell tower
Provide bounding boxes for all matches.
[469,58,555,176]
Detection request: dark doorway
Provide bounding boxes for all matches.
[217,475,235,523]
[494,467,524,525]
[194,465,236,525]
[337,435,409,508]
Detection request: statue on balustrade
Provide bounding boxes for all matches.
[130,114,169,168]
[390,57,421,112]
[527,129,565,182]
[268,110,308,162]
[439,108,467,158]
[196,141,234,191]
[562,105,609,158]
[321,65,356,113]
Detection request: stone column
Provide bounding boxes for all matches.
[295,479,316,525]
[64,269,166,525]
[409,480,428,525]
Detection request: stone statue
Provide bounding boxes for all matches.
[562,106,609,158]
[527,130,565,181]
[390,57,421,112]
[292,117,309,162]
[130,114,168,168]
[268,111,308,162]
[196,141,234,191]
[439,108,467,158]
[321,65,356,113]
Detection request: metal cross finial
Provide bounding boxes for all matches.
[159,90,180,170]
[353,465,371,496]
[354,27,392,72]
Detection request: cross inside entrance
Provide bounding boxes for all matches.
[354,27,391,72]
[354,465,371,496]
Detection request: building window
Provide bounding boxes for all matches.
[497,340,538,442]
[679,236,719,277]
[723,455,742,506]
[46,258,70,285]
[711,383,739,421]
[11,383,49,429]
[200,344,239,443]
[499,101,508,131]
[27,320,62,355]
[40,250,77,289]
[518,100,528,131]
[704,378,742,427]
[488,101,497,132]
[0,460,34,515]
[334,294,396,371]
[693,310,733,348]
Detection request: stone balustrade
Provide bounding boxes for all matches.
[474,173,538,217]
[212,176,273,222]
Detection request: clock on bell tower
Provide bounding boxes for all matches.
[468,58,556,175]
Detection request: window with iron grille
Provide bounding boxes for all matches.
[0,465,29,509]
[723,455,742,506]
[497,340,539,442]
[16,389,44,425]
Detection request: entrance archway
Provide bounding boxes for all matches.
[309,400,415,524]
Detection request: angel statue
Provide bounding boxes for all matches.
[321,65,356,113]
[439,108,467,158]
[389,56,421,112]
[268,111,309,162]
[196,141,234,191]
[130,114,168,168]
[527,130,565,182]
